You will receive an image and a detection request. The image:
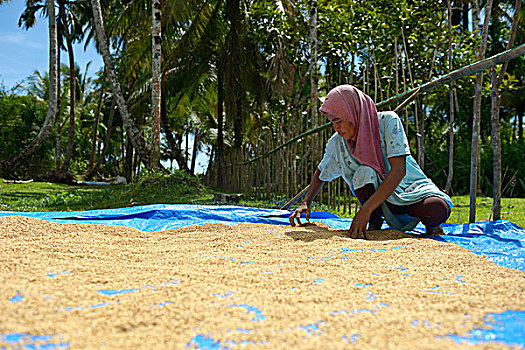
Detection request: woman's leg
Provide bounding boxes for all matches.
[354,183,384,230]
[387,196,451,234]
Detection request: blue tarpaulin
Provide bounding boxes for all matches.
[1,204,523,271]
[1,204,524,347]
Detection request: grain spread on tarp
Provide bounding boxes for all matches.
[1,216,523,349]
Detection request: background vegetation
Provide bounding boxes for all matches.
[0,0,523,223]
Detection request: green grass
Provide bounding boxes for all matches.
[1,175,524,228]
[0,171,214,212]
[447,195,525,228]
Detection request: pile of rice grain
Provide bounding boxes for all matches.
[1,216,523,349]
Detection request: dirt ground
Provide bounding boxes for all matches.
[1,216,524,349]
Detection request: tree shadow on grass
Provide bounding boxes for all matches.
[285,222,419,242]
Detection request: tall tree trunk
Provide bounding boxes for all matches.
[86,98,116,179]
[0,0,58,172]
[90,0,151,169]
[225,0,243,149]
[190,129,198,175]
[185,129,189,167]
[55,47,62,173]
[216,60,225,188]
[124,134,133,183]
[518,104,524,142]
[160,92,190,173]
[394,37,399,97]
[88,88,104,173]
[309,0,319,166]
[61,18,76,174]
[469,0,493,223]
[416,98,424,169]
[490,67,502,220]
[445,0,455,194]
[474,0,483,197]
[490,0,521,220]
[151,0,162,169]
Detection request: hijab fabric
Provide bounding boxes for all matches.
[319,84,386,179]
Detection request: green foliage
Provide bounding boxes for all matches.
[0,91,53,176]
[1,0,524,208]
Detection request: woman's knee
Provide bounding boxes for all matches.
[416,197,451,227]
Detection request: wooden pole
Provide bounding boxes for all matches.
[445,0,455,194]
[469,0,494,223]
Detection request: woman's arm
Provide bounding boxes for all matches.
[289,168,325,226]
[349,155,407,238]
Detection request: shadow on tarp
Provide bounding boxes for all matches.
[286,223,417,243]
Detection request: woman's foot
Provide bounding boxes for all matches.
[425,225,444,235]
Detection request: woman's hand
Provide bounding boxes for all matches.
[289,202,311,227]
[289,169,325,227]
[348,207,371,239]
[347,156,407,239]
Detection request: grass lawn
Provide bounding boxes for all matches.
[448,195,525,228]
[1,175,524,228]
[0,172,214,212]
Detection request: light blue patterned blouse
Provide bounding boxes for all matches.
[318,111,453,231]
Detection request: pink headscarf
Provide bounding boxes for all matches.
[319,84,386,179]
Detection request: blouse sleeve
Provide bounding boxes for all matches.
[317,134,342,182]
[383,112,411,158]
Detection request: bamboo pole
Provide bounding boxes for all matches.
[365,60,369,95]
[337,178,341,212]
[395,37,399,98]
[393,88,420,113]
[490,66,502,219]
[386,58,394,100]
[292,111,297,197]
[401,45,409,131]
[373,53,378,100]
[490,0,521,220]
[470,0,494,223]
[445,0,455,194]
[266,136,269,200]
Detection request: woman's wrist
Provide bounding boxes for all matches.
[360,201,376,216]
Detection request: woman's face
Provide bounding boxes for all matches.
[328,115,356,140]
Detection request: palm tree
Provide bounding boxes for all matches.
[151,0,162,169]
[17,0,88,175]
[118,0,225,174]
[90,0,151,169]
[87,71,106,174]
[0,0,58,172]
[57,0,86,174]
